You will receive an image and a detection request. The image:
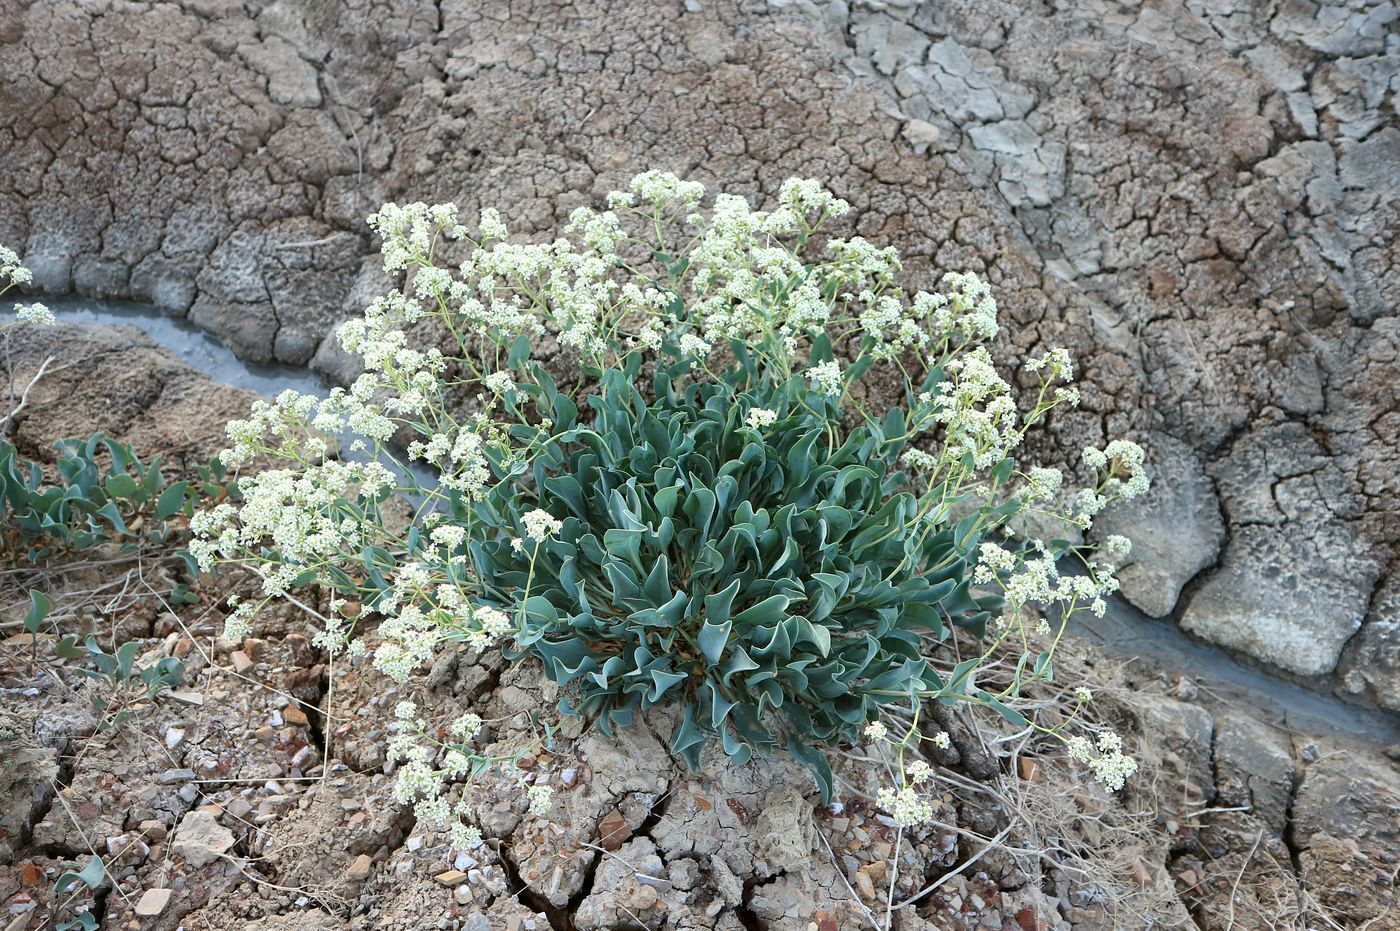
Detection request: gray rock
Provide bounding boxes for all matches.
[272,326,322,365]
[1244,45,1306,93]
[571,837,678,931]
[967,120,1065,207]
[237,35,322,108]
[188,296,279,363]
[752,784,814,874]
[0,715,58,866]
[1181,521,1381,677]
[173,809,236,867]
[1134,698,1215,820]
[1269,0,1398,56]
[1337,575,1400,712]
[21,249,73,293]
[1291,747,1400,850]
[310,320,363,386]
[72,255,130,298]
[130,256,198,316]
[1339,127,1400,192]
[1183,422,1383,676]
[1213,712,1296,834]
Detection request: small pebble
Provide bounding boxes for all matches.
[134,888,171,917]
[434,869,468,887]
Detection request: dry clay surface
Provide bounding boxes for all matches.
[0,4,1396,700]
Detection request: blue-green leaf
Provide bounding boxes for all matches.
[155,481,189,520]
[698,619,731,664]
[24,590,52,634]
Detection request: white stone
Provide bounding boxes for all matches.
[173,810,235,868]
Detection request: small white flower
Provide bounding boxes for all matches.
[745,408,777,429]
[450,822,483,850]
[430,525,467,550]
[678,333,711,359]
[222,603,255,644]
[902,449,937,472]
[1026,346,1074,382]
[807,359,843,396]
[864,721,888,741]
[1104,535,1132,560]
[875,785,933,828]
[931,731,951,750]
[450,712,484,740]
[527,784,554,816]
[522,508,562,543]
[1065,730,1138,791]
[1024,467,1063,502]
[484,371,516,394]
[14,302,55,326]
[973,542,1016,584]
[478,207,508,242]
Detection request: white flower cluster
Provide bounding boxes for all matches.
[387,700,554,848]
[451,712,484,739]
[461,604,514,652]
[629,170,707,212]
[779,177,851,219]
[744,407,777,430]
[1066,730,1138,791]
[807,360,843,396]
[1026,347,1074,382]
[929,348,1020,469]
[14,303,54,325]
[375,604,441,682]
[1076,440,1150,524]
[367,202,460,272]
[1,245,55,328]
[902,449,938,472]
[484,371,516,394]
[221,598,255,644]
[385,706,488,843]
[522,508,563,543]
[189,458,393,574]
[1023,466,1064,502]
[220,389,331,468]
[929,272,999,343]
[527,784,554,816]
[875,785,935,829]
[0,245,33,289]
[999,552,1120,617]
[851,269,1000,363]
[973,541,1018,583]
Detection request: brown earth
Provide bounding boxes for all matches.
[0,324,1396,930]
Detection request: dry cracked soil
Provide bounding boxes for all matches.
[0,1,1398,929]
